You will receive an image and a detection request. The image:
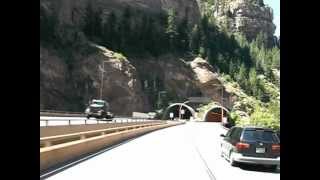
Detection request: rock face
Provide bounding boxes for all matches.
[132,55,233,108]
[40,0,201,26]
[40,44,150,115]
[213,0,276,46]
[190,57,232,108]
[40,44,235,113]
[131,55,201,101]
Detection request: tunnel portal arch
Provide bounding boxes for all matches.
[163,103,196,120]
[203,105,230,122]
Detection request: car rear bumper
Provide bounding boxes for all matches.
[233,152,280,165]
[87,112,102,117]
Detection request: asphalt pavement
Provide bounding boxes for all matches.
[44,122,280,180]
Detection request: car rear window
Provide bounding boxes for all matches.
[242,129,279,142]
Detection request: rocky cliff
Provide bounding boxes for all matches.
[40,43,232,114]
[40,0,201,26]
[212,0,276,46]
[131,55,233,108]
[40,44,150,115]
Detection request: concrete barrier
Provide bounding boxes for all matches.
[40,112,85,117]
[40,121,162,137]
[132,112,150,118]
[40,121,184,171]
[40,123,165,147]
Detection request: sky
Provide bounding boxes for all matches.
[263,0,280,37]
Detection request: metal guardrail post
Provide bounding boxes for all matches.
[85,119,87,125]
[45,120,48,127]
[68,120,71,126]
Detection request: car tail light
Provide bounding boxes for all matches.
[236,142,250,150]
[272,144,280,152]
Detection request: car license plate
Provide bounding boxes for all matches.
[256,148,265,153]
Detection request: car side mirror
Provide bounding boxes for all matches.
[220,134,226,137]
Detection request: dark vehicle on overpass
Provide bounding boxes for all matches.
[220,126,280,171]
[85,99,114,120]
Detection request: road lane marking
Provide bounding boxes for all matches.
[194,146,217,180]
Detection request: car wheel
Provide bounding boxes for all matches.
[269,165,278,171]
[229,152,237,166]
[86,115,90,119]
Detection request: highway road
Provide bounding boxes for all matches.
[44,122,280,180]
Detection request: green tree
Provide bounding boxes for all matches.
[207,0,215,5]
[248,68,258,96]
[103,11,118,49]
[177,13,190,53]
[118,6,132,52]
[83,2,102,40]
[255,31,268,49]
[236,63,248,89]
[271,47,280,69]
[199,14,209,52]
[235,33,248,48]
[228,60,236,77]
[190,25,200,54]
[166,9,178,51]
[40,5,59,44]
[250,105,279,130]
[199,46,206,58]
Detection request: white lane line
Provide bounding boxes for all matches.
[194,146,217,180]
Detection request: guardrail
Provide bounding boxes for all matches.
[40,111,85,117]
[40,118,157,127]
[40,121,184,171]
[40,122,164,148]
[40,110,83,114]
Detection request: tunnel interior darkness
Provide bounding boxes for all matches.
[164,104,194,120]
[204,107,229,122]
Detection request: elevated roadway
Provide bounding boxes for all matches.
[42,122,280,180]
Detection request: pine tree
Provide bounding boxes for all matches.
[103,11,117,49]
[166,9,178,51]
[198,46,205,58]
[236,63,247,88]
[83,2,102,40]
[83,2,95,38]
[177,15,190,53]
[190,25,200,54]
[119,6,132,51]
[248,68,258,96]
[200,15,209,51]
[255,31,268,49]
[228,60,235,77]
[271,47,280,69]
[148,18,160,56]
[40,6,58,43]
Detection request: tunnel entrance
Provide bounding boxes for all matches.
[163,103,196,120]
[204,106,229,122]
